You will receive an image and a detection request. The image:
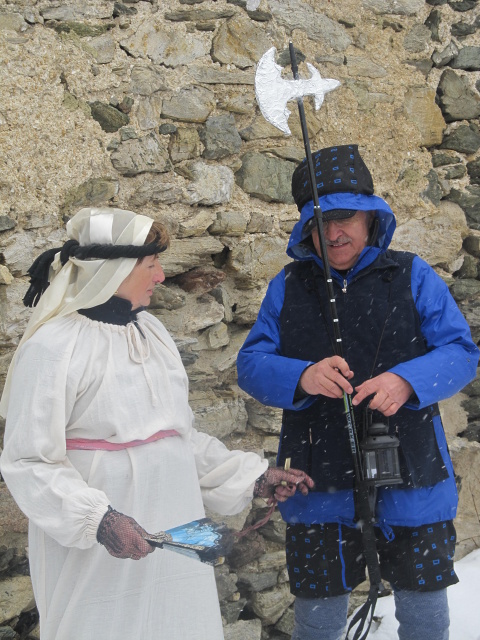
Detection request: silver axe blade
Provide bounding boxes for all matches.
[254,47,340,136]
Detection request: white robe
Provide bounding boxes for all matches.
[0,311,267,640]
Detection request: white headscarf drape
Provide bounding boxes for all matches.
[0,207,154,417]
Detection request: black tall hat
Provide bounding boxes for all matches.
[291,144,375,214]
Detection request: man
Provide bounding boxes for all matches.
[236,145,479,640]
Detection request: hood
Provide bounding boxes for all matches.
[286,192,396,274]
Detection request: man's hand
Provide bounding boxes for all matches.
[299,356,354,398]
[352,372,413,417]
[254,467,315,502]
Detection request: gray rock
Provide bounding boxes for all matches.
[459,422,480,444]
[136,94,163,131]
[227,532,266,569]
[245,399,282,435]
[231,287,272,325]
[83,33,116,64]
[0,13,27,32]
[467,158,480,185]
[40,6,76,21]
[405,58,433,77]
[3,233,36,276]
[129,65,167,95]
[362,0,424,14]
[451,46,480,71]
[220,598,248,624]
[425,8,442,42]
[440,124,480,155]
[218,93,256,115]
[444,164,467,180]
[447,185,480,227]
[257,515,286,545]
[455,253,479,279]
[0,625,16,639]
[113,2,138,17]
[209,210,249,236]
[0,576,33,622]
[451,21,477,37]
[166,8,236,21]
[62,178,119,212]
[239,118,286,142]
[129,173,185,207]
[432,41,459,67]
[190,389,248,439]
[176,210,218,239]
[188,66,255,85]
[110,133,171,176]
[403,24,431,53]
[463,233,480,258]
[50,22,111,37]
[450,278,480,303]
[437,69,480,122]
[343,80,394,111]
[463,376,480,397]
[237,568,278,592]
[215,565,238,601]
[250,584,295,625]
[448,0,477,10]
[211,14,272,68]
[161,86,215,123]
[121,22,209,67]
[345,56,387,78]
[228,235,291,287]
[159,236,225,277]
[200,115,242,160]
[168,127,202,164]
[269,0,352,51]
[159,123,177,135]
[393,200,467,266]
[432,152,462,167]
[0,216,16,232]
[89,102,129,132]
[223,619,262,640]
[235,153,296,204]
[179,161,235,206]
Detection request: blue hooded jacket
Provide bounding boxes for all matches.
[237,192,479,530]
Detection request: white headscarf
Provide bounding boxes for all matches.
[0,207,154,417]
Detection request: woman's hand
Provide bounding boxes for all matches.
[299,357,354,398]
[97,506,155,560]
[254,467,315,502]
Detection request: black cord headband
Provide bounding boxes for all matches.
[23,238,167,308]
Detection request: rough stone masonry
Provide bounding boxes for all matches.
[0,1,479,638]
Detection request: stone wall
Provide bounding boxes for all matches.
[0,1,479,638]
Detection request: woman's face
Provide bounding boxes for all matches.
[116,255,165,309]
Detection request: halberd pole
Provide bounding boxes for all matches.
[286,42,383,640]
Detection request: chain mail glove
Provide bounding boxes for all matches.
[97,506,155,560]
[254,467,315,502]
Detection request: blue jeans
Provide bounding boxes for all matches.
[291,588,449,640]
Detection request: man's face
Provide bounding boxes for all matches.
[311,211,372,271]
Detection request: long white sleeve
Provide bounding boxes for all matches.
[0,326,109,548]
[189,428,268,516]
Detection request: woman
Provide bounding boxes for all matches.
[0,207,313,640]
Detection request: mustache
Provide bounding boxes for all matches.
[326,237,351,246]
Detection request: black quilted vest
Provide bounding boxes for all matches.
[278,250,449,491]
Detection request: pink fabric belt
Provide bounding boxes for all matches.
[65,429,180,451]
